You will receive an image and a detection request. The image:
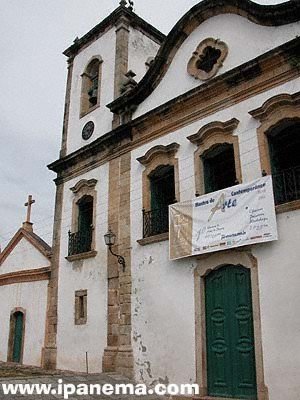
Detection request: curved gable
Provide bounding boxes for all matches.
[108,0,300,116]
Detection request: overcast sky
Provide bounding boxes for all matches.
[0,0,287,249]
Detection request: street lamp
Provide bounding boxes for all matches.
[104,229,126,272]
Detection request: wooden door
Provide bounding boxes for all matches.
[12,312,24,363]
[205,265,257,399]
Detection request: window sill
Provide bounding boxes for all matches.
[66,250,97,262]
[75,319,87,326]
[80,103,100,119]
[276,199,300,214]
[137,232,169,246]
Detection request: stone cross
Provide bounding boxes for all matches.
[24,195,35,224]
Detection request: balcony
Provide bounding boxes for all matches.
[68,227,93,257]
[273,166,300,205]
[142,207,169,238]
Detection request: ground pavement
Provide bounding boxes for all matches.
[0,364,169,399]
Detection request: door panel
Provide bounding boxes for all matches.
[205,269,232,397]
[231,267,257,398]
[205,265,257,399]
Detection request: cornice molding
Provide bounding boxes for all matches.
[108,0,300,114]
[249,91,300,121]
[70,178,98,193]
[137,143,180,166]
[187,118,239,146]
[0,267,51,286]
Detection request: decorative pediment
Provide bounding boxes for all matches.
[137,143,180,166]
[187,38,228,81]
[70,179,98,193]
[187,118,239,146]
[249,92,300,121]
[0,228,52,266]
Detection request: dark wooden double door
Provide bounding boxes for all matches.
[205,265,257,399]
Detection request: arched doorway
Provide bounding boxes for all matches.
[8,309,25,363]
[205,265,257,399]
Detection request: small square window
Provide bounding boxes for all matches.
[75,290,87,325]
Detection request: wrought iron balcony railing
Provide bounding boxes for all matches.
[68,227,93,256]
[273,166,300,205]
[142,207,169,238]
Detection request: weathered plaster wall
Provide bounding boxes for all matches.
[128,28,160,83]
[67,28,116,155]
[130,77,300,400]
[56,164,109,373]
[134,14,299,118]
[0,281,48,366]
[0,237,50,275]
[253,210,300,400]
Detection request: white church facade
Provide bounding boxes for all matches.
[1,1,300,399]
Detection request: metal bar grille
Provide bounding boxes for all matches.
[142,207,169,238]
[68,228,93,256]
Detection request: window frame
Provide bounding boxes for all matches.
[187,118,241,197]
[80,56,103,118]
[137,143,180,244]
[66,179,98,261]
[249,92,300,212]
[75,290,87,325]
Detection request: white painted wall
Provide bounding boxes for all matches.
[254,210,300,400]
[0,237,49,275]
[56,164,109,373]
[128,28,160,83]
[130,77,300,400]
[134,14,299,118]
[67,28,116,155]
[0,281,48,367]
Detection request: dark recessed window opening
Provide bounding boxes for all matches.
[79,295,85,319]
[202,143,237,193]
[268,122,300,205]
[196,46,222,73]
[75,290,87,325]
[87,60,99,107]
[68,195,93,256]
[143,165,175,238]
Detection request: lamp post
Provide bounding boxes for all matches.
[104,229,126,272]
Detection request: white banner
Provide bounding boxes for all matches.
[169,176,278,260]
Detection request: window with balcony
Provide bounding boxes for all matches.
[268,122,300,205]
[68,195,93,256]
[187,118,241,197]
[137,143,180,243]
[249,92,300,211]
[202,143,237,193]
[143,165,176,238]
[67,178,97,260]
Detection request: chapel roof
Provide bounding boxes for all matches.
[0,226,52,266]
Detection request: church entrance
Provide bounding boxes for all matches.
[9,311,24,363]
[205,265,257,399]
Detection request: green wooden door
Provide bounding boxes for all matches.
[12,312,24,363]
[205,265,257,399]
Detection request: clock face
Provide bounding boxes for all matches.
[82,121,95,140]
